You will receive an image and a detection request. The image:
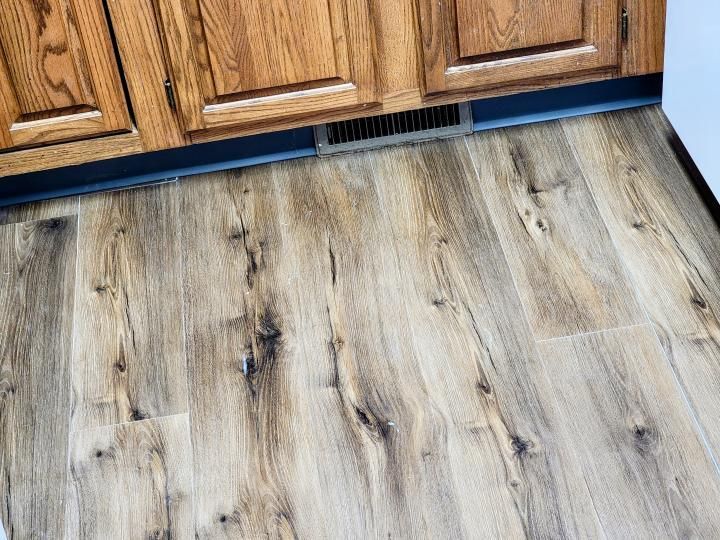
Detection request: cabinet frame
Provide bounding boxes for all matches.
[417,0,620,95]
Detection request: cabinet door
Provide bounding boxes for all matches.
[0,0,131,150]
[418,0,619,94]
[157,0,378,132]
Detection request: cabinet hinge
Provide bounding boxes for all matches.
[164,79,176,111]
[621,7,629,41]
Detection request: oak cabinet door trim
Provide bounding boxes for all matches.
[417,0,620,94]
[0,0,131,150]
[156,0,379,132]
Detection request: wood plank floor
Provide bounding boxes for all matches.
[2,105,720,538]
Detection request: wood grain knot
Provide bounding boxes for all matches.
[130,408,148,422]
[510,435,534,458]
[42,218,66,231]
[631,424,656,453]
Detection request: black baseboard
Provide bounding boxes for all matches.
[0,74,663,207]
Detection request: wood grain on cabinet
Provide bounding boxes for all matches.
[156,0,378,133]
[456,0,584,58]
[622,0,666,75]
[417,0,619,94]
[0,0,131,149]
[106,0,188,150]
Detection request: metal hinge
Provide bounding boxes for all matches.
[621,7,629,41]
[164,78,176,110]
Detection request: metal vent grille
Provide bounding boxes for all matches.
[315,103,472,156]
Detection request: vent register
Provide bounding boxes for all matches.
[314,103,473,155]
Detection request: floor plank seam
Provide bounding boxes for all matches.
[174,178,198,535]
[68,411,191,435]
[461,135,544,343]
[561,114,720,484]
[533,322,652,343]
[64,211,82,538]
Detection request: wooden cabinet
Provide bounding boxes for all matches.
[0,0,131,150]
[156,0,378,132]
[417,0,619,94]
[0,0,666,177]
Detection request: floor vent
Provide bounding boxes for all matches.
[314,103,473,156]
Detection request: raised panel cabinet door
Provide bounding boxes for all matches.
[0,0,131,150]
[418,0,619,94]
[156,0,379,132]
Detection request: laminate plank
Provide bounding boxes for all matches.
[537,325,720,537]
[66,414,193,538]
[275,156,461,537]
[181,161,393,537]
[0,216,77,539]
[71,182,187,431]
[370,140,601,537]
[0,196,79,226]
[465,123,646,340]
[180,168,271,538]
[562,106,720,458]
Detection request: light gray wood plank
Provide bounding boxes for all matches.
[66,414,193,539]
[371,139,602,537]
[0,196,79,226]
[537,325,720,537]
[180,167,278,538]
[71,183,187,431]
[0,217,77,539]
[562,106,720,461]
[181,161,388,538]
[465,124,646,339]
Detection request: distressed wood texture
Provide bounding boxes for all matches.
[0,196,78,226]
[455,0,583,57]
[106,0,188,150]
[0,131,143,178]
[562,105,720,458]
[180,147,601,537]
[537,325,720,537]
[180,162,386,537]
[622,0,666,75]
[466,124,645,339]
[0,216,77,539]
[66,414,193,538]
[370,140,604,537]
[72,183,187,431]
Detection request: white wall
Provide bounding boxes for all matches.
[662,0,720,197]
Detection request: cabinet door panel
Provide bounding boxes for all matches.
[456,0,584,57]
[201,0,340,94]
[419,0,618,94]
[158,0,377,132]
[0,0,131,150]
